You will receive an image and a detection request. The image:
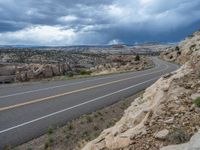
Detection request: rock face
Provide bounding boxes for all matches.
[0,64,17,83]
[0,64,16,76]
[0,63,71,82]
[160,31,200,65]
[83,31,200,150]
[15,63,71,81]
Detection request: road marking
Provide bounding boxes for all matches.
[0,58,161,99]
[0,76,160,134]
[0,63,168,112]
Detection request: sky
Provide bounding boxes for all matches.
[0,0,200,46]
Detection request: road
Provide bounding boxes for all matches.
[0,58,179,149]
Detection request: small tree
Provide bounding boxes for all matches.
[135,55,140,61]
[175,46,180,51]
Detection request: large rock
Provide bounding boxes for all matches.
[0,64,16,76]
[0,64,17,83]
[15,63,71,81]
[43,65,53,78]
[0,76,15,83]
[154,129,169,140]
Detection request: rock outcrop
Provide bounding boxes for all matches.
[0,64,17,83]
[15,63,71,81]
[160,30,200,64]
[91,56,153,75]
[83,31,200,150]
[0,63,71,82]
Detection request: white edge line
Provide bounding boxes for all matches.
[0,59,162,99]
[0,76,160,134]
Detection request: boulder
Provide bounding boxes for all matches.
[43,65,53,78]
[0,64,16,76]
[154,129,169,140]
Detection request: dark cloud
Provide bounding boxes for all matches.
[0,0,200,45]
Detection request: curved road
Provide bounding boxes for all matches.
[0,58,179,148]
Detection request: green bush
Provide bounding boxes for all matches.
[44,137,54,149]
[194,97,200,107]
[3,145,10,150]
[67,123,74,130]
[135,55,140,61]
[66,72,74,77]
[80,70,92,76]
[175,46,180,51]
[48,127,54,135]
[86,116,93,123]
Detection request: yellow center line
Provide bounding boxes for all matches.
[0,75,143,112]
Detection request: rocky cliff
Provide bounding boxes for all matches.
[160,30,200,64]
[83,31,200,150]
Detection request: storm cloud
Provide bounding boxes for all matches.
[0,0,200,45]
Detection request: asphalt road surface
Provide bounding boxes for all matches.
[0,58,179,149]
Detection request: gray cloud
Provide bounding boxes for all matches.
[0,0,200,45]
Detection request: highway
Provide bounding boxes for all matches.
[0,58,179,149]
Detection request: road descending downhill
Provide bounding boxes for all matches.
[0,58,179,148]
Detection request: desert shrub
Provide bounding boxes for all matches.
[82,131,89,137]
[67,123,74,130]
[80,70,92,75]
[194,97,200,107]
[48,127,54,135]
[188,34,194,38]
[121,62,126,65]
[175,46,180,51]
[44,137,54,149]
[3,145,10,150]
[86,116,93,123]
[97,112,103,116]
[44,142,49,149]
[93,125,99,131]
[135,55,140,61]
[48,137,54,144]
[190,44,196,50]
[66,72,74,77]
[166,129,190,144]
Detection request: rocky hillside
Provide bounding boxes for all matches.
[83,31,200,150]
[160,30,200,64]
